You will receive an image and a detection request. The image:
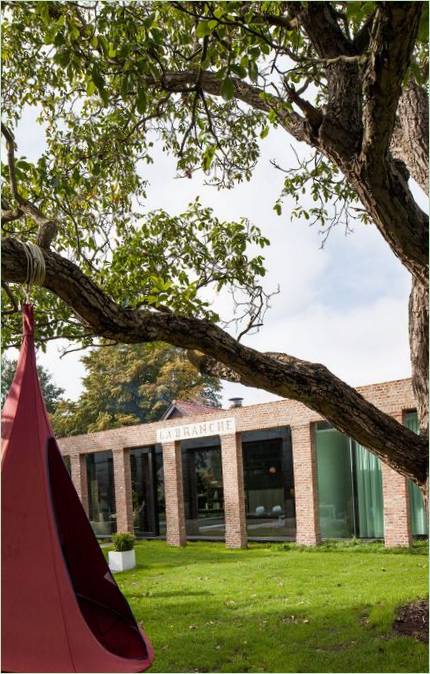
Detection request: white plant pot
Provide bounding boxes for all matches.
[108,549,136,573]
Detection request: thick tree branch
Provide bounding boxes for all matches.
[2,236,426,487]
[286,2,356,58]
[360,2,423,167]
[156,70,311,143]
[1,123,58,249]
[390,80,429,193]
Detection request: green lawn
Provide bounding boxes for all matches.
[107,540,428,673]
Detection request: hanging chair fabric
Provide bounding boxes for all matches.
[2,304,154,673]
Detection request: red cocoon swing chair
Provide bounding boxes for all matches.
[2,304,154,673]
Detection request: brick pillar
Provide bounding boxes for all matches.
[70,454,89,516]
[162,441,186,546]
[291,423,321,546]
[113,448,134,533]
[220,433,247,549]
[382,463,412,547]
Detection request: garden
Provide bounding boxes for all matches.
[107,540,428,673]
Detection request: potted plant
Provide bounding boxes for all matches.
[108,532,136,572]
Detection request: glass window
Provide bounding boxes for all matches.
[155,447,166,536]
[405,411,428,536]
[130,447,157,537]
[316,425,355,538]
[243,434,295,539]
[86,451,116,537]
[316,424,384,539]
[182,446,225,538]
[352,442,384,538]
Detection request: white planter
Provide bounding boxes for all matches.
[108,549,136,572]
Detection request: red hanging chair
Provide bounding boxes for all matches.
[2,304,154,673]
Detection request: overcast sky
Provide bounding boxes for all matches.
[9,106,427,408]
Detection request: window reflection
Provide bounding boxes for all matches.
[243,434,296,539]
[86,451,116,537]
[182,446,225,538]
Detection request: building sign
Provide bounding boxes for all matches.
[156,417,236,443]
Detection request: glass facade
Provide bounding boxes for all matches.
[182,442,225,538]
[353,441,384,538]
[86,451,116,537]
[242,429,295,539]
[404,411,428,536]
[129,445,166,537]
[155,447,166,535]
[130,447,158,537]
[315,423,384,539]
[316,424,355,538]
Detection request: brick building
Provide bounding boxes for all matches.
[59,378,427,549]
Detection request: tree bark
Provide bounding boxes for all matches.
[391,80,429,193]
[2,236,427,488]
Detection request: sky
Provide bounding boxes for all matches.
[9,106,427,408]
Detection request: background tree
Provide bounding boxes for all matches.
[1,2,428,492]
[51,342,221,436]
[1,354,65,412]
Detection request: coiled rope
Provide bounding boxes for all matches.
[21,241,46,302]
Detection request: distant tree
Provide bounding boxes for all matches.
[1,355,65,413]
[51,342,221,437]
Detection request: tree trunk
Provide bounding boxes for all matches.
[394,80,429,505]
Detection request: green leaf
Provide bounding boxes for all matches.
[260,126,269,139]
[221,78,235,100]
[136,89,147,114]
[86,79,97,95]
[196,22,212,38]
[273,203,282,216]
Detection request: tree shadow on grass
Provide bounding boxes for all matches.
[137,597,428,673]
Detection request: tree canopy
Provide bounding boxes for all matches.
[51,342,221,436]
[2,2,428,489]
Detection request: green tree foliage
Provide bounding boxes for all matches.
[1,355,65,412]
[1,1,427,345]
[51,342,221,437]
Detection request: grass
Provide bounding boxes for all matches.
[106,539,428,673]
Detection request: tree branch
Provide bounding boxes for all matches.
[2,236,426,486]
[360,2,423,167]
[1,123,58,249]
[156,70,311,143]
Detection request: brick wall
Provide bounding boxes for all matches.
[291,424,321,546]
[220,433,247,549]
[59,378,418,548]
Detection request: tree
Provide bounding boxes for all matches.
[1,2,428,493]
[1,355,65,413]
[51,342,222,436]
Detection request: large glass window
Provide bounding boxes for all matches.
[155,447,166,535]
[353,442,384,538]
[316,424,355,538]
[130,447,158,537]
[243,430,295,539]
[405,411,428,536]
[86,451,116,537]
[316,423,384,539]
[182,445,225,538]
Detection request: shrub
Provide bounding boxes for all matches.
[112,532,135,552]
